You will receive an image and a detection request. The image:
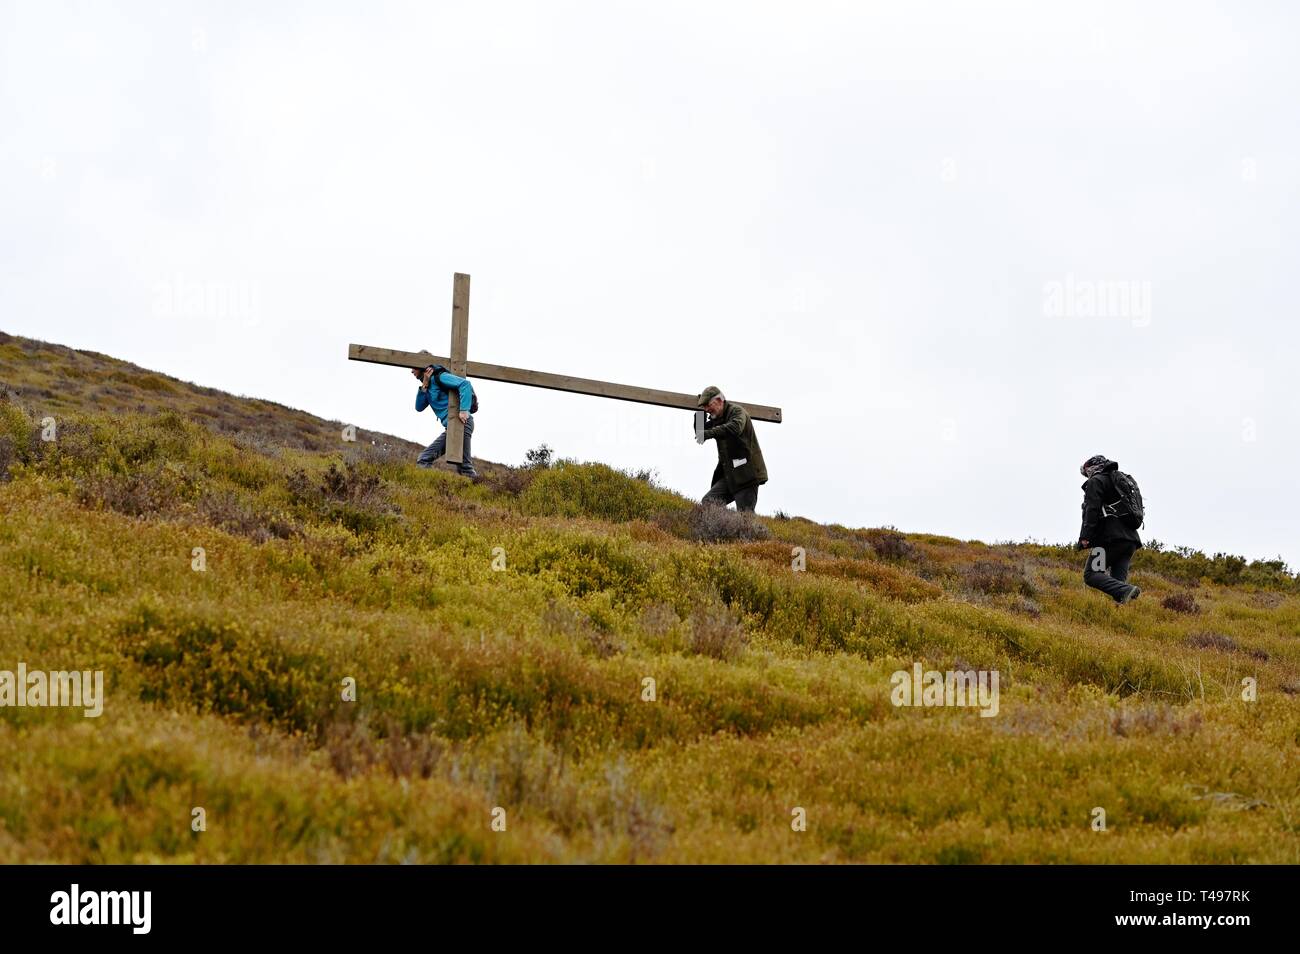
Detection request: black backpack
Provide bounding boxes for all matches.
[428,365,479,414]
[1104,470,1145,529]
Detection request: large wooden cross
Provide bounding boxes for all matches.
[348,273,783,468]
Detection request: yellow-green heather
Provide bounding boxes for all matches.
[0,332,1297,863]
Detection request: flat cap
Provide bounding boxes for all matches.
[696,385,722,407]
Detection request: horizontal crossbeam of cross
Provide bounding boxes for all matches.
[347,343,784,423]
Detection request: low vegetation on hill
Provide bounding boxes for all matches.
[1,332,1297,863]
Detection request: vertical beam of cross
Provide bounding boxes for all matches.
[444,273,471,464]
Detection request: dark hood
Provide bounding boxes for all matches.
[1081,459,1118,487]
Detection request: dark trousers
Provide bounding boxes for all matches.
[1083,541,1137,601]
[703,479,758,513]
[417,414,477,475]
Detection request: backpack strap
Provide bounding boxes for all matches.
[1101,472,1128,518]
[429,365,478,413]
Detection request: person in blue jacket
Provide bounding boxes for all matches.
[410,364,478,477]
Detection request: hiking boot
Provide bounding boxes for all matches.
[1117,585,1141,605]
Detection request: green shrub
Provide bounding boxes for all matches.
[0,400,30,450]
[120,605,330,733]
[287,461,398,534]
[1135,546,1298,591]
[520,461,691,523]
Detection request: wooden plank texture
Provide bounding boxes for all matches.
[443,273,471,464]
[348,343,784,423]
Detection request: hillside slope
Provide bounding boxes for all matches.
[1,331,1297,863]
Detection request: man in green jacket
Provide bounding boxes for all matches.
[696,385,767,512]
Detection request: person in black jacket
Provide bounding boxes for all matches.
[696,386,768,512]
[1078,454,1142,604]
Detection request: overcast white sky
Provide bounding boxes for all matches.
[2,1,1297,565]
